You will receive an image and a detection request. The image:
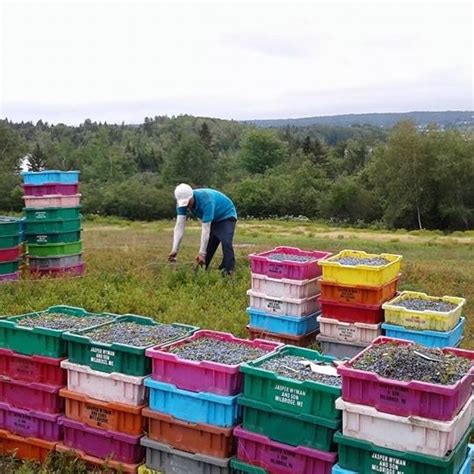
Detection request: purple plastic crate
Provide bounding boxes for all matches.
[338,336,474,421]
[60,417,144,464]
[0,401,63,441]
[0,272,19,282]
[249,246,332,280]
[147,330,282,396]
[23,183,79,196]
[0,377,64,414]
[234,426,336,474]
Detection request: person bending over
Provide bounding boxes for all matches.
[168,183,237,274]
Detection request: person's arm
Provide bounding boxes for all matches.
[171,215,186,254]
[198,222,211,256]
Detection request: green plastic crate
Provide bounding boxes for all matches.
[240,345,341,422]
[0,217,21,237]
[335,423,472,474]
[64,314,199,376]
[0,306,117,358]
[28,241,83,257]
[0,235,21,250]
[25,218,81,234]
[229,458,268,474]
[23,207,81,222]
[26,230,81,245]
[239,396,340,452]
[0,260,20,275]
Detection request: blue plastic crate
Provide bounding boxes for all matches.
[21,170,80,185]
[459,445,473,474]
[246,307,319,336]
[382,317,465,348]
[145,378,241,427]
[332,464,359,474]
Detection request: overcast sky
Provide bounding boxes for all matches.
[0,0,472,124]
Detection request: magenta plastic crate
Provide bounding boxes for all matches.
[0,401,63,441]
[30,262,85,277]
[23,183,80,196]
[338,336,474,421]
[234,426,336,474]
[249,247,332,280]
[0,272,19,282]
[0,377,64,414]
[0,348,66,386]
[147,330,282,396]
[60,417,144,464]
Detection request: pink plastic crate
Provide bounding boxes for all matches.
[338,336,474,421]
[0,272,19,282]
[23,194,81,209]
[0,377,64,414]
[60,417,144,464]
[23,183,79,196]
[147,330,282,395]
[0,348,66,386]
[0,401,63,441]
[31,262,85,277]
[249,247,332,280]
[234,426,336,474]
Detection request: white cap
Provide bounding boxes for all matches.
[174,183,193,207]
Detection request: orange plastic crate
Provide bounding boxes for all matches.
[60,388,145,436]
[319,276,399,306]
[142,407,234,458]
[0,428,56,462]
[56,443,142,473]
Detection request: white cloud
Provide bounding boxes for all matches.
[0,0,472,124]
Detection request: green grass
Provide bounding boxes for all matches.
[0,218,472,471]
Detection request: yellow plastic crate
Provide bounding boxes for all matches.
[382,291,466,331]
[138,464,161,474]
[318,250,402,287]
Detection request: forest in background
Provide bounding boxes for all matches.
[0,115,473,230]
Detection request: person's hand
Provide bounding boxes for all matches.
[168,252,177,262]
[195,254,206,266]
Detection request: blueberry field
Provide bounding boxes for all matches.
[1,217,472,350]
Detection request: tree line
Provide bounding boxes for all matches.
[0,116,472,230]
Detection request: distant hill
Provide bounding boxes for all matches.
[248,111,474,129]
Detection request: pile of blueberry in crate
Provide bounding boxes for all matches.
[246,246,332,347]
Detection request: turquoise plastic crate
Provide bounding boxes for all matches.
[459,445,473,474]
[145,378,241,428]
[381,318,465,348]
[21,170,80,185]
[332,464,359,474]
[246,308,319,336]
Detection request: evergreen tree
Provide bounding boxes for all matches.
[28,143,47,171]
[302,136,312,154]
[199,122,212,150]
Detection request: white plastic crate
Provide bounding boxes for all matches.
[335,395,473,458]
[250,273,321,299]
[317,316,382,345]
[61,360,147,406]
[247,289,320,317]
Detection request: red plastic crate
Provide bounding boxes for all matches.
[246,325,319,347]
[234,426,336,474]
[147,330,282,396]
[60,417,144,465]
[0,246,21,263]
[338,336,474,421]
[23,183,80,196]
[30,262,85,277]
[319,298,384,324]
[0,348,66,386]
[319,276,399,306]
[0,377,64,414]
[249,247,332,280]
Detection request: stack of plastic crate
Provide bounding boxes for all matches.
[22,170,84,277]
[381,291,466,348]
[230,345,340,473]
[246,246,332,347]
[316,250,403,359]
[0,217,23,283]
[58,314,197,473]
[333,336,474,474]
[0,306,114,465]
[143,330,281,473]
